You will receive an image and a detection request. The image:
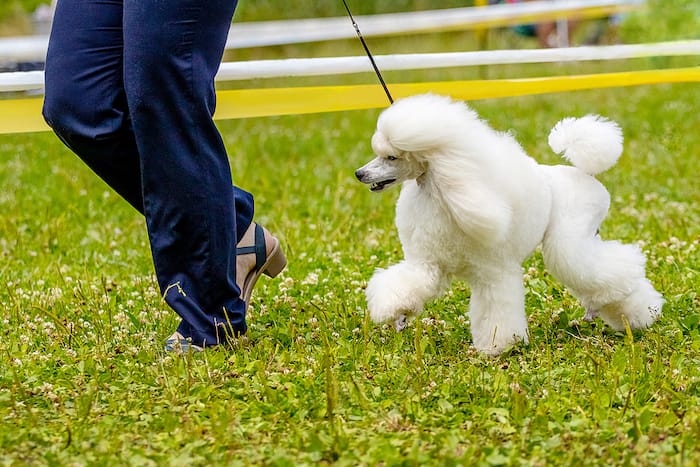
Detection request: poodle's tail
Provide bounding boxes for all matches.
[548,115,623,175]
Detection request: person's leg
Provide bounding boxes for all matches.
[44,0,259,347]
[42,0,144,211]
[43,0,255,232]
[123,0,251,346]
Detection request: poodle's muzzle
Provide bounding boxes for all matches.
[355,156,411,192]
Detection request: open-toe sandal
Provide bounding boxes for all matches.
[237,224,287,308]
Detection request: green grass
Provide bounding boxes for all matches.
[2,8,700,466]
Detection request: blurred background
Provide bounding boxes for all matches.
[1,0,698,48]
[2,0,699,89]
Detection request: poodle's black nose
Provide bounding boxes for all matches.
[354,169,364,181]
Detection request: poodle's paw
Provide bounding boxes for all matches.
[583,307,599,322]
[394,315,408,332]
[597,279,664,331]
[365,266,428,324]
[474,335,528,357]
[366,292,407,324]
[471,325,529,357]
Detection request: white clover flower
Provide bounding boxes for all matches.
[301,272,319,286]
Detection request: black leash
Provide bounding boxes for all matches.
[341,0,394,104]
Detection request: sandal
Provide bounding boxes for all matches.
[236,223,287,310]
[164,332,204,353]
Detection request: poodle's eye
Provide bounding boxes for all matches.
[387,155,398,161]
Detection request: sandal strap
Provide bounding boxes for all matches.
[236,224,266,272]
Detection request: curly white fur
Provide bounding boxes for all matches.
[356,93,664,356]
[548,114,623,175]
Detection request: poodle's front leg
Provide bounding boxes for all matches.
[469,269,529,356]
[365,260,445,328]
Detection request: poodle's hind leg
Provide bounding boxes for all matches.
[469,268,529,356]
[543,232,664,331]
[365,260,446,327]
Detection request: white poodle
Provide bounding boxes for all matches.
[355,93,663,356]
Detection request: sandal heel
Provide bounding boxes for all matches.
[263,244,287,278]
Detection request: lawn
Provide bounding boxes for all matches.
[1,3,700,466]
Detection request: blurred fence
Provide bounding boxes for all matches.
[2,0,700,134]
[0,0,644,64]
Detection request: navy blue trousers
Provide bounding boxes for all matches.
[43,0,251,347]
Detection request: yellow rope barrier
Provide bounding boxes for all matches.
[2,67,700,135]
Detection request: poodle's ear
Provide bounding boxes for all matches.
[438,179,513,245]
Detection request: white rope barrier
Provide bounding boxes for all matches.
[0,70,43,92]
[215,41,700,81]
[3,40,698,93]
[0,0,642,63]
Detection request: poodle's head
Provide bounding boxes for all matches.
[354,130,427,192]
[355,93,479,192]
